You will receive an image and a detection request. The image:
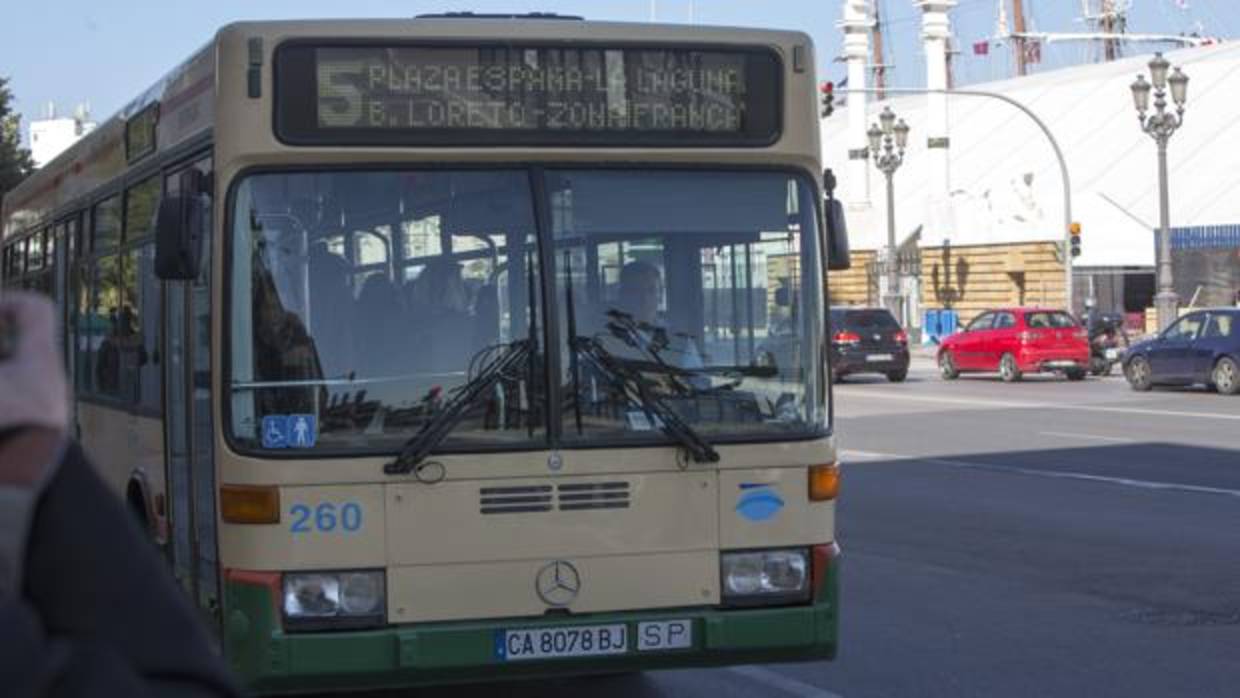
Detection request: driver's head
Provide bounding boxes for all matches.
[618,261,662,325]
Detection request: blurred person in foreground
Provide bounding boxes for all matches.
[0,291,240,698]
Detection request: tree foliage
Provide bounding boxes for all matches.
[0,76,36,203]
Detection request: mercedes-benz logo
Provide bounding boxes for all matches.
[535,560,581,607]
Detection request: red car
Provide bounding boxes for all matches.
[938,307,1091,382]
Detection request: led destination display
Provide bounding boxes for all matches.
[275,43,781,146]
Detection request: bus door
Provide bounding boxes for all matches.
[162,157,220,621]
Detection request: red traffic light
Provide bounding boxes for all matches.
[820,81,834,94]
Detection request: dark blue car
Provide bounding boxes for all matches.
[1123,308,1240,394]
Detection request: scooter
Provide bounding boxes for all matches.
[1086,315,1129,376]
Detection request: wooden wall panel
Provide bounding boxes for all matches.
[919,241,1067,325]
[827,249,876,307]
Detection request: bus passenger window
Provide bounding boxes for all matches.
[135,244,162,410]
[92,254,123,397]
[92,196,121,252]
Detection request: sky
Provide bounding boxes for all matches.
[2,0,1234,143]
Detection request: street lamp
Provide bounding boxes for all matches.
[1131,52,1189,331]
[868,106,909,323]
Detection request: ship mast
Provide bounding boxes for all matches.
[872,0,888,100]
[1011,0,1029,76]
[989,0,1212,80]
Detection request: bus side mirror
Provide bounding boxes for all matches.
[825,197,851,271]
[155,169,206,280]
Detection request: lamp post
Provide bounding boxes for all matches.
[1131,52,1189,331]
[868,106,910,323]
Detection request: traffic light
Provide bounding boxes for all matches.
[820,81,835,118]
[1069,222,1082,257]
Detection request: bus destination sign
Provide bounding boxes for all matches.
[275,44,780,146]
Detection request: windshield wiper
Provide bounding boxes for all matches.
[384,339,533,475]
[385,249,542,475]
[603,310,775,390]
[603,309,697,396]
[571,334,720,464]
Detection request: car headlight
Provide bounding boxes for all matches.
[720,548,810,607]
[283,570,385,630]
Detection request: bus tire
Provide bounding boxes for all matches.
[126,482,152,538]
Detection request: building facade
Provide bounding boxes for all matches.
[29,104,97,169]
[823,39,1240,336]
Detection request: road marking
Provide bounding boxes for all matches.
[835,389,1240,421]
[1038,431,1135,443]
[841,449,1240,499]
[840,449,893,460]
[728,666,844,698]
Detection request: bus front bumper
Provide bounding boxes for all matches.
[224,558,840,694]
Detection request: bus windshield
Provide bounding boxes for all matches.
[550,170,825,445]
[227,168,824,454]
[228,170,544,453]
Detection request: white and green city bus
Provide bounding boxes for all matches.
[1,14,849,692]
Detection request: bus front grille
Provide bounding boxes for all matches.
[478,481,631,514]
[479,485,554,514]
[557,481,630,511]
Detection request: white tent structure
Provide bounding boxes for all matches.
[823,40,1240,272]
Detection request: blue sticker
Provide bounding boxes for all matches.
[736,484,785,522]
[287,414,317,448]
[262,415,289,449]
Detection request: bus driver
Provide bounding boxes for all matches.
[612,261,703,370]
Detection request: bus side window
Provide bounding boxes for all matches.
[126,176,162,411]
[91,254,123,398]
[138,243,162,410]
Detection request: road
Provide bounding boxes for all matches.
[365,356,1240,697]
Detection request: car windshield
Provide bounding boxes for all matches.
[228,168,825,453]
[549,170,825,444]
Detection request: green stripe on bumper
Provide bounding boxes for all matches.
[225,558,839,694]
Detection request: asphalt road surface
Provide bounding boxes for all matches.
[359,356,1240,698]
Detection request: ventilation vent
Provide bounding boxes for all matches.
[479,485,553,514]
[478,481,632,514]
[557,482,630,511]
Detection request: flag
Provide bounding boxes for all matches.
[1025,39,1042,64]
[973,41,989,56]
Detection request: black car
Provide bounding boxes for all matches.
[829,307,910,383]
[1123,308,1240,394]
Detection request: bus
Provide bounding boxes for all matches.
[1,15,849,693]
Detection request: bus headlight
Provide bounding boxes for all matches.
[720,549,810,606]
[283,570,385,630]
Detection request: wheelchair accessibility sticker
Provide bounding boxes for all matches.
[262,414,317,449]
[735,483,785,522]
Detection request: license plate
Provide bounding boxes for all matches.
[497,624,628,661]
[1106,348,1120,360]
[866,353,894,362]
[637,619,693,651]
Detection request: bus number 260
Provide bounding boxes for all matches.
[289,502,363,534]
